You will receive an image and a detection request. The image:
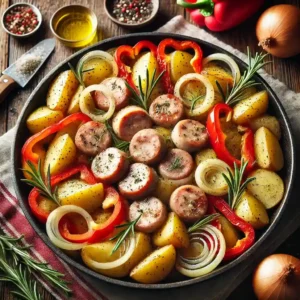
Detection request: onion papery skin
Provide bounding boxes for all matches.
[253,254,300,300]
[256,5,300,58]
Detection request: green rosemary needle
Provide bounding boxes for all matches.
[188,213,220,233]
[105,121,130,152]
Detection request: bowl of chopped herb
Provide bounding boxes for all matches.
[104,0,159,28]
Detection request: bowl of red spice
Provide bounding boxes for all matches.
[104,0,159,28]
[1,3,42,38]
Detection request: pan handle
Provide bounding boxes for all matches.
[0,74,18,103]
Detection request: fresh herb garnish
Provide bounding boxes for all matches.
[222,159,256,209]
[125,69,164,110]
[155,102,170,114]
[0,234,71,300]
[190,94,205,112]
[22,160,60,206]
[105,121,130,152]
[68,62,94,88]
[188,213,220,233]
[168,157,183,171]
[109,213,143,254]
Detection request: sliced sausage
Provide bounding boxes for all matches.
[149,94,184,128]
[112,106,153,142]
[171,119,208,152]
[129,197,167,233]
[118,163,158,201]
[94,77,130,111]
[158,148,194,180]
[91,147,129,183]
[170,185,208,223]
[75,121,111,156]
[129,129,167,165]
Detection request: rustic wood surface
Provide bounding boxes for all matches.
[0,0,300,299]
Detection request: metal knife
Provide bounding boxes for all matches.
[0,38,55,103]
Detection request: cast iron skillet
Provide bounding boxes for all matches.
[12,33,295,289]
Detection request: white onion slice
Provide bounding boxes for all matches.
[79,84,116,122]
[202,53,241,83]
[76,50,118,78]
[195,158,231,196]
[176,225,226,277]
[82,235,136,270]
[174,73,215,117]
[46,205,94,251]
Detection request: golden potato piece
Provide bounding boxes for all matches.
[170,51,194,84]
[54,122,79,142]
[154,126,174,149]
[235,191,269,229]
[153,212,189,249]
[130,245,176,284]
[233,91,268,125]
[254,127,284,171]
[38,196,58,214]
[67,85,84,115]
[218,215,239,249]
[26,106,64,134]
[47,70,79,113]
[249,115,281,140]
[247,169,284,209]
[153,177,179,205]
[195,148,217,166]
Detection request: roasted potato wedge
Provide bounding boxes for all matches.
[254,127,284,171]
[235,191,269,229]
[195,148,217,166]
[153,177,179,205]
[47,70,79,113]
[38,196,58,214]
[67,85,84,115]
[249,115,281,140]
[170,50,194,84]
[130,245,176,284]
[247,169,284,209]
[153,212,189,248]
[218,215,239,249]
[233,91,268,125]
[154,126,174,149]
[54,122,79,142]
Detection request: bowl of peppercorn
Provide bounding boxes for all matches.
[104,0,159,28]
[1,3,42,38]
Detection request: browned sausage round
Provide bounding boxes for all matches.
[94,77,130,111]
[129,197,167,233]
[118,163,158,201]
[158,148,194,180]
[112,106,153,142]
[75,121,111,156]
[171,119,208,152]
[149,94,184,128]
[170,185,208,223]
[129,129,167,165]
[91,147,129,183]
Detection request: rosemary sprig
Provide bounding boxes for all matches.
[190,94,205,112]
[225,48,269,106]
[68,62,93,88]
[125,69,164,110]
[168,157,183,171]
[0,234,71,299]
[222,159,256,209]
[21,160,60,206]
[188,213,220,233]
[109,213,143,254]
[105,121,130,152]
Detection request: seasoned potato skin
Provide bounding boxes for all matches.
[38,196,58,214]
[153,212,189,248]
[170,51,194,84]
[247,169,284,209]
[54,122,79,142]
[254,127,284,171]
[47,70,79,113]
[249,115,281,140]
[218,215,239,249]
[154,126,175,149]
[195,148,217,166]
[67,85,84,115]
[130,244,176,284]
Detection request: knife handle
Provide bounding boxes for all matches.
[0,74,18,104]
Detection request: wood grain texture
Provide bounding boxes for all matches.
[0,0,299,299]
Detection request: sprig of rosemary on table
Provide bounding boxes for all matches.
[21,160,60,206]
[168,157,183,171]
[109,213,143,254]
[188,213,220,233]
[68,62,93,88]
[125,69,164,110]
[105,121,130,152]
[222,159,256,209]
[0,234,71,300]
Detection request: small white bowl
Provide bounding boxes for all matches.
[1,3,42,38]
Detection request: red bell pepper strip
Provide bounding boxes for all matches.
[208,196,255,261]
[206,103,256,172]
[157,38,203,94]
[28,164,98,223]
[114,40,157,91]
[177,0,264,32]
[22,113,91,166]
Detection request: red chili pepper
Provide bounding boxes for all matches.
[22,113,91,166]
[177,0,264,32]
[28,164,98,223]
[114,40,157,91]
[157,38,203,94]
[208,196,255,261]
[206,103,256,172]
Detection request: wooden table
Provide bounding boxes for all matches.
[0,0,299,299]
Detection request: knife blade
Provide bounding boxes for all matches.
[0,38,55,102]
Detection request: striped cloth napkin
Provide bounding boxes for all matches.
[1,16,299,300]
